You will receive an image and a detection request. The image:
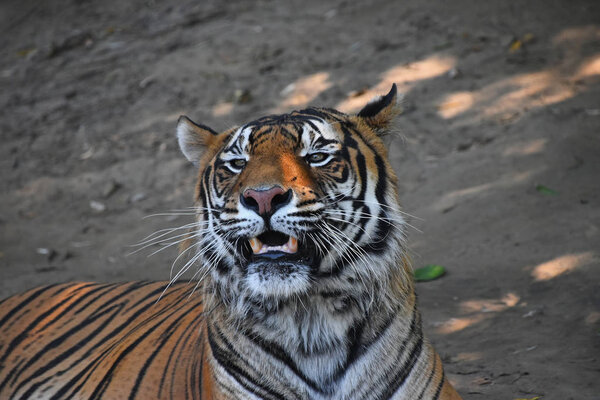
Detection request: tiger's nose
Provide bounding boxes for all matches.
[240,186,292,215]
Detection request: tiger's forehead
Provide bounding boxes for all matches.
[223,118,341,156]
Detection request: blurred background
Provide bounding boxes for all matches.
[1,0,599,398]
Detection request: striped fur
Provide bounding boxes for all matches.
[0,282,212,399]
[0,85,461,399]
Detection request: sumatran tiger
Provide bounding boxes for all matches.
[0,84,461,399]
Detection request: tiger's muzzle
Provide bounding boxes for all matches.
[236,185,321,283]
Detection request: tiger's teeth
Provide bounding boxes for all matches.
[287,236,298,253]
[249,238,262,254]
[248,236,299,255]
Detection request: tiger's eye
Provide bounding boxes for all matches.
[306,153,328,163]
[230,159,247,169]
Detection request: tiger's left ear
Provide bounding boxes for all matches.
[357,84,400,132]
[176,116,219,165]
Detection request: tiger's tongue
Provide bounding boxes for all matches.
[249,236,298,255]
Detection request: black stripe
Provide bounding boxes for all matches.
[218,218,250,227]
[14,304,124,399]
[88,300,191,398]
[208,324,293,399]
[243,329,325,394]
[297,108,342,123]
[224,131,243,154]
[16,375,53,400]
[0,284,98,391]
[287,210,319,218]
[18,283,118,356]
[35,283,115,332]
[46,284,175,398]
[251,128,273,145]
[200,165,212,206]
[376,311,424,400]
[314,136,338,147]
[332,317,365,381]
[190,338,205,400]
[128,308,197,399]
[122,282,166,312]
[351,305,399,366]
[159,312,205,399]
[416,354,438,400]
[331,163,350,183]
[280,126,298,143]
[373,152,387,204]
[361,209,392,255]
[296,199,320,207]
[0,284,62,329]
[303,118,321,133]
[432,370,445,400]
[232,132,243,154]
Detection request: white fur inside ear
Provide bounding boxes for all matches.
[176,118,204,164]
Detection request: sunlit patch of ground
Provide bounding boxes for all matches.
[435,26,600,126]
[435,293,520,334]
[336,55,456,113]
[502,138,547,156]
[530,252,595,281]
[273,72,332,112]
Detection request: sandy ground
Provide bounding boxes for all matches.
[1,0,599,398]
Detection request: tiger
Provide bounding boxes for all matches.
[0,84,462,399]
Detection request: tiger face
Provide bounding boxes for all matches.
[177,85,409,317]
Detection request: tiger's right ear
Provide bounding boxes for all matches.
[176,116,219,165]
[357,83,400,133]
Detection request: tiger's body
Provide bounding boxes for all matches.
[0,282,211,399]
[0,85,461,399]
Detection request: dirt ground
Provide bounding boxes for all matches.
[1,0,599,398]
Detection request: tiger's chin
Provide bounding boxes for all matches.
[238,230,320,299]
[244,260,312,298]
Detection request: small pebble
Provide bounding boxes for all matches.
[90,200,106,212]
[447,67,461,79]
[130,193,147,203]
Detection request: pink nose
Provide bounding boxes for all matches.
[241,186,292,215]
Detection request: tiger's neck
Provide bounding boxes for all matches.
[204,262,426,397]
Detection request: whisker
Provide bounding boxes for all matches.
[142,212,196,219]
[322,215,372,238]
[323,209,421,234]
[169,241,200,280]
[132,226,200,249]
[133,222,199,246]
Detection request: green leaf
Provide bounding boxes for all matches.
[535,184,557,195]
[414,265,446,282]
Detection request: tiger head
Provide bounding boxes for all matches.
[177,84,411,318]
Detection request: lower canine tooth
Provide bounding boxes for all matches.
[287,236,298,253]
[249,238,262,254]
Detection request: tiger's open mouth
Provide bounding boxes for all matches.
[249,231,298,255]
[237,230,319,297]
[238,230,318,268]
